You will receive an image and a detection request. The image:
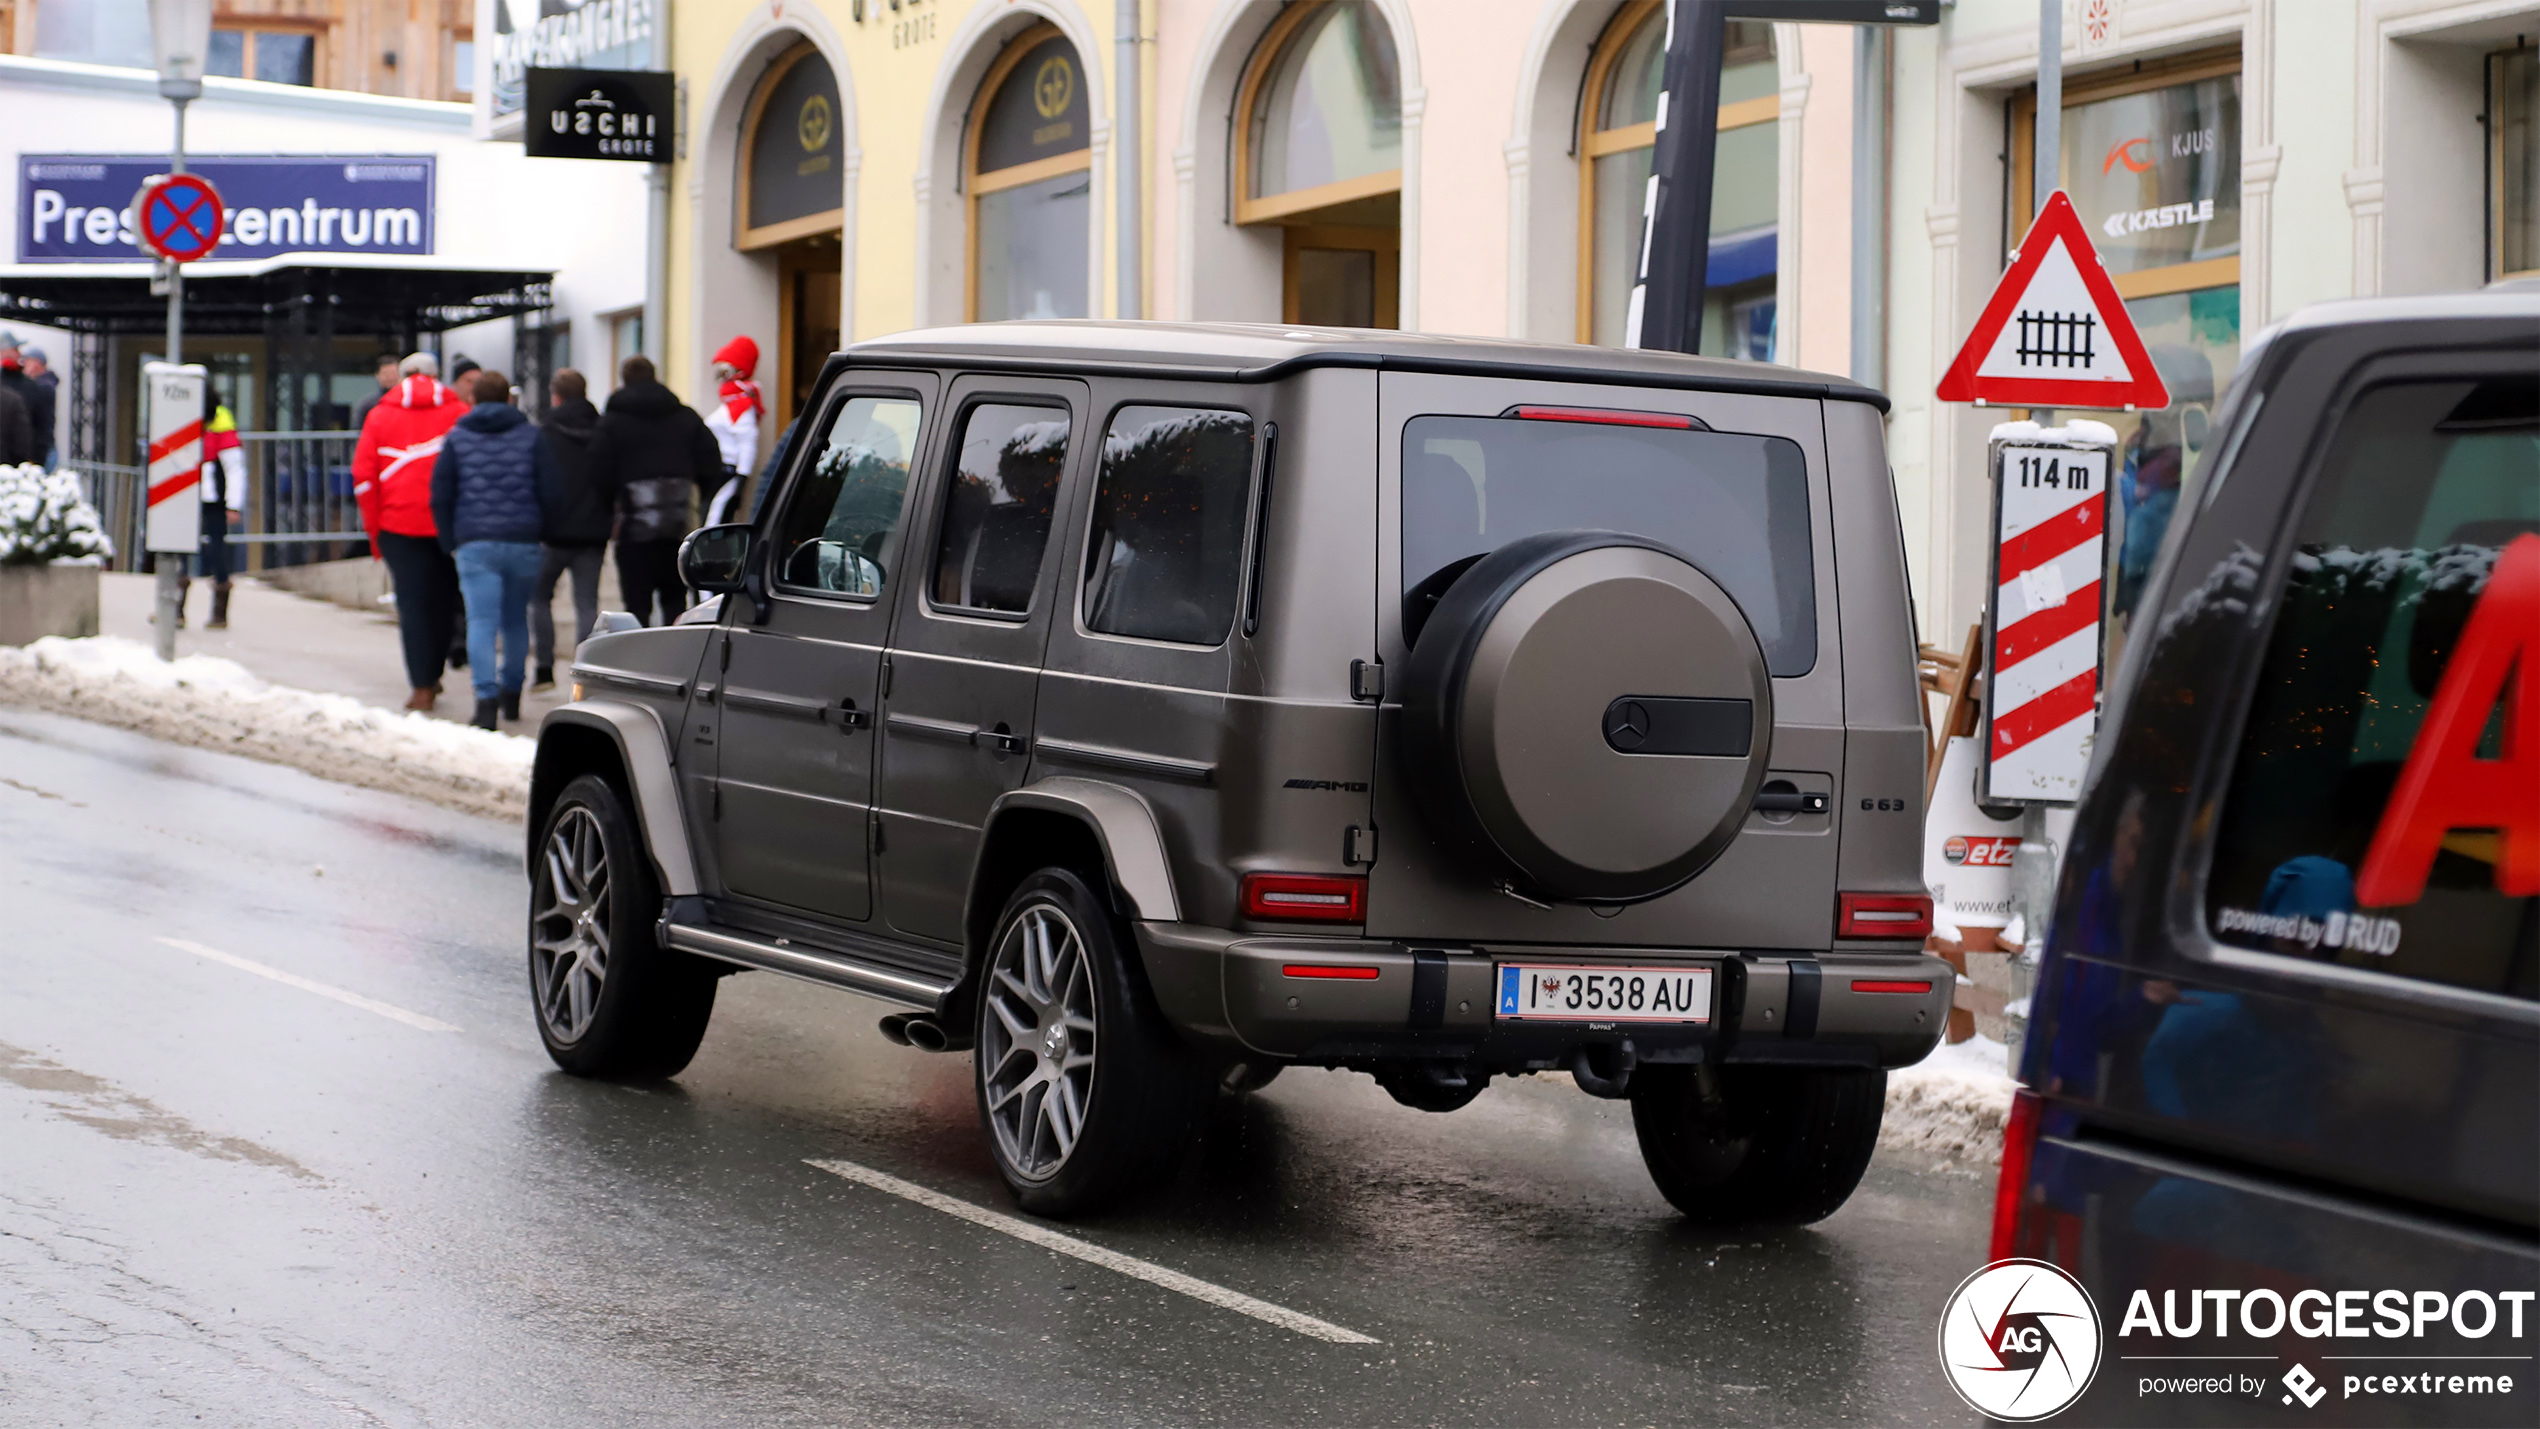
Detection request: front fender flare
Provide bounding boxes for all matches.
[533,702,700,897]
[982,776,1181,922]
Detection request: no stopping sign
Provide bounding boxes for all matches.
[133,174,225,263]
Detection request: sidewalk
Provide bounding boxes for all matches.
[98,568,610,731]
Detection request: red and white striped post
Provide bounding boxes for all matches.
[142,361,206,661]
[1979,425,2116,806]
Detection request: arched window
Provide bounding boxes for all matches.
[968,24,1092,321]
[739,44,846,429]
[1235,1,1403,327]
[1579,5,1778,354]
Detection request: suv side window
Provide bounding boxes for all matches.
[1081,405,1257,646]
[930,402,1071,615]
[2204,374,2539,999]
[772,394,924,598]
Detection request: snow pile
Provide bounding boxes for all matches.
[0,636,532,819]
[1882,1034,2018,1168]
[0,464,113,566]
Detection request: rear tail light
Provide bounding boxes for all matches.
[1505,404,1696,429]
[1989,1088,2043,1262]
[1851,979,1934,994]
[1241,873,1367,923]
[1281,964,1380,980]
[1838,891,1933,940]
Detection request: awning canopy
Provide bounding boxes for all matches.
[0,253,555,336]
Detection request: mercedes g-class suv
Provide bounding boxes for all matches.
[526,323,1950,1218]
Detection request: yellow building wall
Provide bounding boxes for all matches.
[665,0,1129,397]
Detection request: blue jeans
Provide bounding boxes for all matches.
[452,540,541,702]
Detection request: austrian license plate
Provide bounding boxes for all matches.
[1494,963,1714,1023]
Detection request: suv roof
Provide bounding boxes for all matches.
[843,320,1892,411]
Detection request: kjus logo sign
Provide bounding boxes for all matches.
[1940,1259,2104,1421]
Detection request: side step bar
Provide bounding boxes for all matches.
[661,921,953,1012]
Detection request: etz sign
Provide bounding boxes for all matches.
[524,67,674,161]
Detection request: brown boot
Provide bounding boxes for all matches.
[206,580,232,629]
[405,687,438,713]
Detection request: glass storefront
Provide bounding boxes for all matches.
[2021,59,2242,650]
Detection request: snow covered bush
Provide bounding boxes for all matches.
[0,464,113,566]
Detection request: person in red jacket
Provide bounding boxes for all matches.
[354,353,472,712]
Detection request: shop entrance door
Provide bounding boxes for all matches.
[1282,223,1399,329]
[777,232,844,432]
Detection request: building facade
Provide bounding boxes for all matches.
[658,0,2532,641]
[664,0,1873,432]
[1884,0,2538,646]
[8,0,479,102]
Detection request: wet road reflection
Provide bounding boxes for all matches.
[0,709,1988,1425]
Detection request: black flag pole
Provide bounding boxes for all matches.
[1626,0,1727,354]
[1626,1,1943,358]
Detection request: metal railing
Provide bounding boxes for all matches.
[68,431,367,572]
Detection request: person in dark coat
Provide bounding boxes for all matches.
[531,368,608,689]
[430,370,556,729]
[585,354,722,625]
[0,378,32,467]
[0,345,53,468]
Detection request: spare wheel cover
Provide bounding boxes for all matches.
[1408,531,1771,902]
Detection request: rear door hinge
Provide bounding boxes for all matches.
[881,653,894,699]
[1345,824,1378,867]
[1349,658,1383,703]
[870,808,887,853]
[711,784,722,822]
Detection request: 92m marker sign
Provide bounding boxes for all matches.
[1937,191,2170,411]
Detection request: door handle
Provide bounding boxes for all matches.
[832,699,872,730]
[982,725,1026,757]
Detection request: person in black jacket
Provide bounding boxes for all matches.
[431,370,557,728]
[0,378,31,467]
[586,354,722,625]
[0,344,53,468]
[531,368,607,689]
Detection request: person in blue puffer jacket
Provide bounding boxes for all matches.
[430,370,558,729]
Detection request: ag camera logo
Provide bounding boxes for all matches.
[1940,1259,2103,1421]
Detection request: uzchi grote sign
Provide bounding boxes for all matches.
[524,67,674,162]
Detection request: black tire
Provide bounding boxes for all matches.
[529,773,718,1078]
[1628,1064,1885,1226]
[974,869,1205,1216]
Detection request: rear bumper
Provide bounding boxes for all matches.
[1132,922,1949,1070]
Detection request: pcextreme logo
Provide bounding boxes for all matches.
[1940,1259,2104,1421]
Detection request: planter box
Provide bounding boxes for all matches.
[0,563,102,646]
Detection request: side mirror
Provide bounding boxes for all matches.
[677,523,753,595]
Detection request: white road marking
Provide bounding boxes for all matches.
[155,938,461,1033]
[805,1157,1379,1345]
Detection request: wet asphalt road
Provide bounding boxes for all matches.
[0,708,1988,1427]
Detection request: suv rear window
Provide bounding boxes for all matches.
[1401,414,1816,675]
[2204,375,2539,999]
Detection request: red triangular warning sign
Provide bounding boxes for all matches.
[1937,191,2172,411]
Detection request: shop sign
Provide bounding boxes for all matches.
[19,156,433,264]
[485,0,657,122]
[2058,75,2240,276]
[524,67,674,161]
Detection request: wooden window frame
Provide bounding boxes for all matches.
[964,21,1095,321]
[1574,0,1780,343]
[1280,223,1400,326]
[1233,0,1404,227]
[737,44,847,253]
[2491,45,2539,282]
[217,24,329,88]
[2010,47,2241,302]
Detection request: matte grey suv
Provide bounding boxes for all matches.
[527,323,1951,1218]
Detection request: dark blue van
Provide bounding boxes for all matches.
[1997,293,2538,1426]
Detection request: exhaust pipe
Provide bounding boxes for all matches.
[902,1017,954,1053]
[1568,1039,1638,1098]
[877,1014,914,1046]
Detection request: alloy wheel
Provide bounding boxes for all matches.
[981,903,1097,1179]
[531,805,611,1044]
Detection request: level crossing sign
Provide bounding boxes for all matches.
[132,173,226,264]
[1978,423,2117,806]
[1937,191,2169,412]
[143,362,208,554]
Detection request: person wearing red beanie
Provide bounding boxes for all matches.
[704,336,763,524]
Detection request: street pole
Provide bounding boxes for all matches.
[150,0,211,660]
[2029,0,2061,428]
[1115,0,1142,320]
[1625,0,1726,354]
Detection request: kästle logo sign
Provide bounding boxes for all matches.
[1940,1259,2104,1420]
